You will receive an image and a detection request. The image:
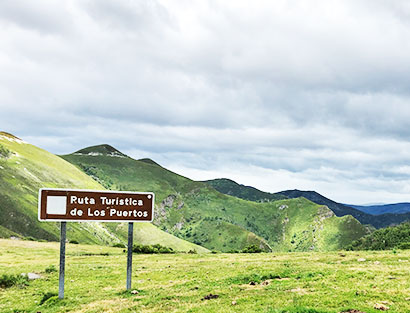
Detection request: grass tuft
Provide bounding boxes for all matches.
[0,274,29,289]
[44,265,57,273]
[40,292,58,305]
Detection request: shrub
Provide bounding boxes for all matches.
[346,222,410,251]
[45,265,57,273]
[396,242,410,250]
[188,249,197,254]
[228,249,240,253]
[40,292,58,305]
[0,274,29,288]
[113,243,126,248]
[0,144,11,158]
[132,244,174,254]
[70,240,79,244]
[241,245,264,253]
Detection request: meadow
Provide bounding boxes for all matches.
[0,239,409,313]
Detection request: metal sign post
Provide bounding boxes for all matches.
[126,222,134,290]
[59,222,66,299]
[38,188,154,298]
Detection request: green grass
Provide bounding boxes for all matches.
[61,146,369,252]
[0,133,105,243]
[0,132,207,253]
[1,239,409,312]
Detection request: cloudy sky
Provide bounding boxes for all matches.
[1,0,410,204]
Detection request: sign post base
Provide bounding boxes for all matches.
[126,222,134,290]
[59,222,66,299]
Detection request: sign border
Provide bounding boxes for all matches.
[38,188,155,223]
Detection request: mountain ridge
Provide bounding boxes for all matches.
[204,178,410,229]
[204,178,287,202]
[278,189,410,228]
[61,144,369,252]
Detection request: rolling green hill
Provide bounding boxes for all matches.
[205,179,410,229]
[278,190,410,229]
[346,222,410,251]
[0,132,207,253]
[61,144,369,252]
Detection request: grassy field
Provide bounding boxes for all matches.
[1,239,409,312]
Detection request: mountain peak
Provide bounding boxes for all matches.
[73,144,128,158]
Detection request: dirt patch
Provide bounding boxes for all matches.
[202,293,219,300]
[289,287,308,295]
[374,303,389,311]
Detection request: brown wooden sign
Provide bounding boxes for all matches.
[38,188,154,222]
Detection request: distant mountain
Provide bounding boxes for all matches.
[0,132,207,253]
[346,222,410,250]
[204,178,287,202]
[278,190,410,229]
[349,203,410,215]
[61,145,369,252]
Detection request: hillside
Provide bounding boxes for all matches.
[0,132,207,252]
[350,203,410,215]
[203,178,287,202]
[204,179,410,229]
[278,190,410,229]
[346,222,410,251]
[62,145,369,252]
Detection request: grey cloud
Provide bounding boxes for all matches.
[0,0,72,34]
[1,0,410,203]
[82,0,174,32]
